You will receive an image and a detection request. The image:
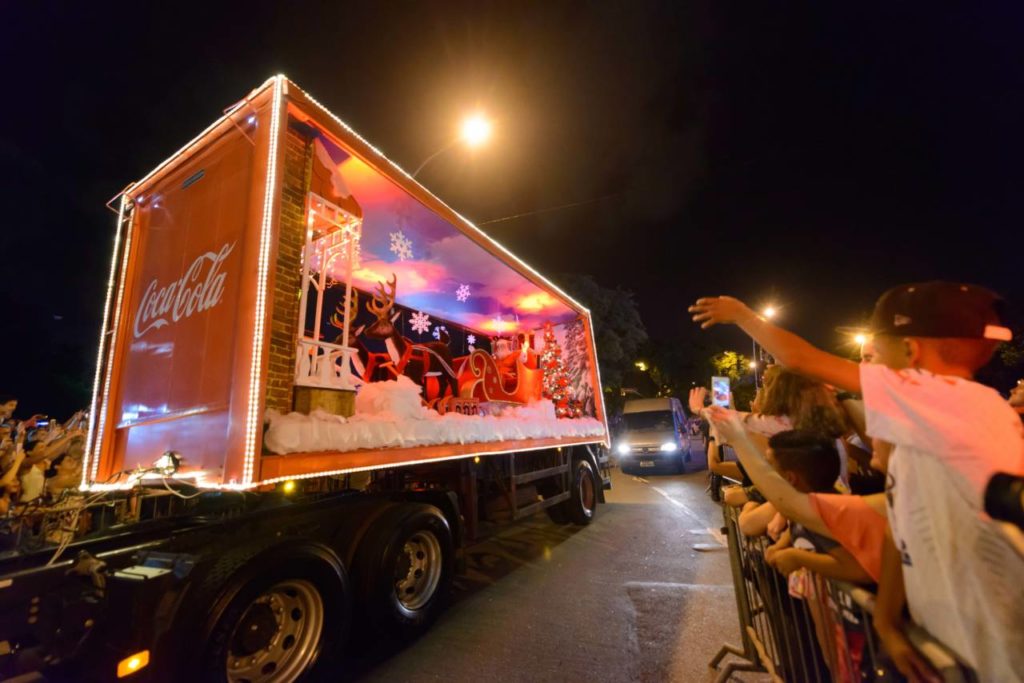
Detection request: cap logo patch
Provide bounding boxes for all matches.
[894,314,912,327]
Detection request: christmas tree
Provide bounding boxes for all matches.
[563,318,595,417]
[540,322,571,418]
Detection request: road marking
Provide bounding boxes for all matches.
[649,485,702,523]
[625,581,733,591]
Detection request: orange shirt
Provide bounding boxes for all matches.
[808,492,886,583]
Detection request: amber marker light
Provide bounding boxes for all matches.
[117,650,150,678]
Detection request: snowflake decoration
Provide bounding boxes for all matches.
[432,325,448,340]
[467,334,477,346]
[455,284,471,302]
[409,311,432,335]
[389,230,413,261]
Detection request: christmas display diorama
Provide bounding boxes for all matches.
[84,77,607,488]
[263,125,604,456]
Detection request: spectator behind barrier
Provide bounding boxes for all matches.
[691,367,850,487]
[0,407,87,513]
[690,281,1024,682]
[711,411,886,582]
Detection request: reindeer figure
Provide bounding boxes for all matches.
[363,275,459,398]
[327,290,375,380]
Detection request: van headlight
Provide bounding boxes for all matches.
[617,443,631,455]
[659,442,678,452]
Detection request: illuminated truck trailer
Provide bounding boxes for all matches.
[0,76,610,683]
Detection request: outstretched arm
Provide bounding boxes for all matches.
[688,296,861,392]
[769,546,873,583]
[708,407,831,538]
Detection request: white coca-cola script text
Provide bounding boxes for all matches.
[133,241,236,338]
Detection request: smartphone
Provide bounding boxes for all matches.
[711,376,731,408]
[35,418,51,429]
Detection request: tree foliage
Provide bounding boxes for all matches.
[710,350,750,381]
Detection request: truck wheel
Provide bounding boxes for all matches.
[353,503,454,640]
[566,458,598,526]
[194,552,350,683]
[545,501,569,524]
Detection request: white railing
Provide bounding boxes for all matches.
[295,339,363,391]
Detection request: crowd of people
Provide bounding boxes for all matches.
[0,396,88,519]
[687,281,1024,682]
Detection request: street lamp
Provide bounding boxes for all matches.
[460,114,492,147]
[412,112,493,178]
[751,304,778,388]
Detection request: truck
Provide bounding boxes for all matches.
[0,75,611,683]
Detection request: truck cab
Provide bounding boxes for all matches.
[615,398,690,473]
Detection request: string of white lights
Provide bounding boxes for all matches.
[81,195,128,489]
[123,78,276,200]
[241,75,285,486]
[256,436,604,486]
[90,195,136,485]
[286,80,594,320]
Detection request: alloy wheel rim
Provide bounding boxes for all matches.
[394,530,442,614]
[226,579,324,683]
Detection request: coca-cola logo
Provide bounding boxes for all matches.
[133,241,236,339]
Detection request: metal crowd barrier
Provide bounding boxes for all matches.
[707,468,977,683]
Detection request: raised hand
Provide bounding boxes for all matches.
[687,296,754,329]
[688,386,708,414]
[706,405,746,444]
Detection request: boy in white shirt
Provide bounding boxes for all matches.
[689,281,1024,682]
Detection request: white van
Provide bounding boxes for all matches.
[616,397,691,473]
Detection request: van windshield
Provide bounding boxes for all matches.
[622,411,674,431]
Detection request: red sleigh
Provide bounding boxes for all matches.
[456,349,543,404]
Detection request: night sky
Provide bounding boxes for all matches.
[2,2,1021,416]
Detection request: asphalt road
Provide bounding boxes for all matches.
[340,462,765,682]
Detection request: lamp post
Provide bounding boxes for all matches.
[752,305,777,388]
[411,113,493,178]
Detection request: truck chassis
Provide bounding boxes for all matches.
[0,446,610,682]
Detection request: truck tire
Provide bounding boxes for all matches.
[565,457,599,526]
[544,500,570,524]
[352,503,454,641]
[188,547,350,683]
[536,477,569,524]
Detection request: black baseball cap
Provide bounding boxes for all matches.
[869,281,1012,341]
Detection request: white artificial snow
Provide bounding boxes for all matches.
[264,375,605,455]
